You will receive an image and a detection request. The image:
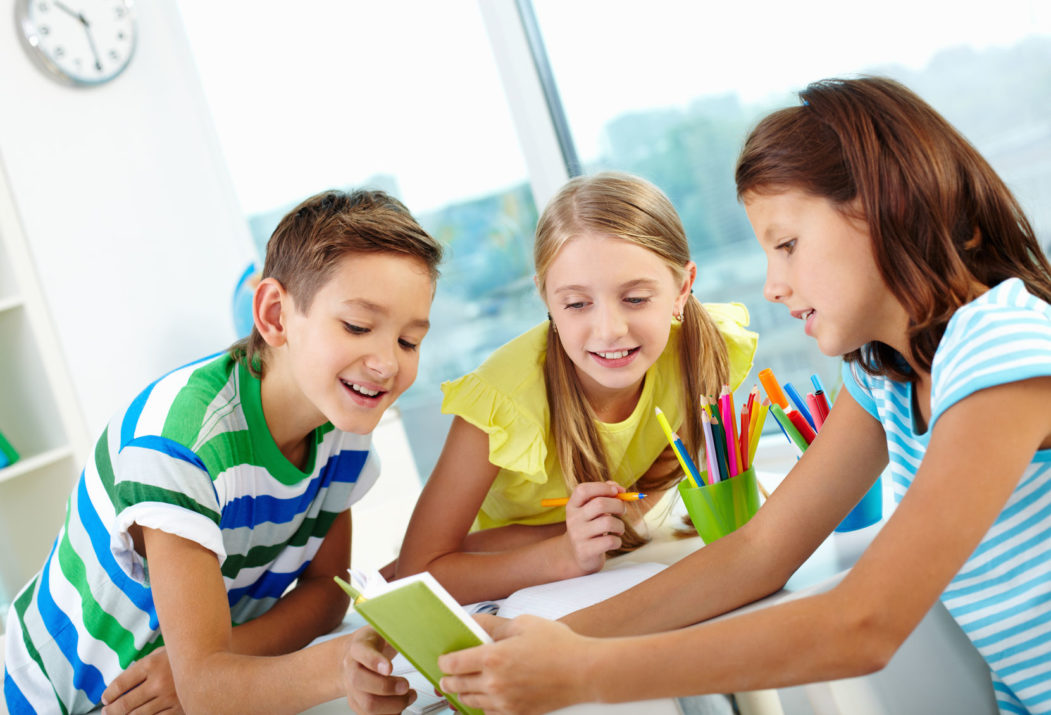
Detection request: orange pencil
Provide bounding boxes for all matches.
[540,492,647,508]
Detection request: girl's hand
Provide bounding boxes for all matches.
[342,627,418,715]
[563,481,627,574]
[100,646,184,715]
[438,615,596,715]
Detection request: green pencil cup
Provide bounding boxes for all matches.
[678,466,760,544]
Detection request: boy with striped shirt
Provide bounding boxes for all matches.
[4,189,442,714]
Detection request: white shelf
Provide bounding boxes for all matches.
[0,160,88,614]
[0,446,74,485]
[0,295,23,315]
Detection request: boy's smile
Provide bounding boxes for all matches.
[263,252,434,459]
[542,232,691,421]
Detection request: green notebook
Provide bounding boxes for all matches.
[334,571,490,715]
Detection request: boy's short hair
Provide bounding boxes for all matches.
[231,189,443,375]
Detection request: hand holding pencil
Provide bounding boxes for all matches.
[557,481,635,574]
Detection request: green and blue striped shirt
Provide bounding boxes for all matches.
[4,353,378,714]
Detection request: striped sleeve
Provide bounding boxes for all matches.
[931,279,1051,431]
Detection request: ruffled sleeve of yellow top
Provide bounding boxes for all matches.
[440,303,757,530]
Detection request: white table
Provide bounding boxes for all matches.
[305,464,997,715]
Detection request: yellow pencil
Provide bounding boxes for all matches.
[540,492,647,508]
[654,406,702,487]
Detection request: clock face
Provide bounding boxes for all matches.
[16,0,137,86]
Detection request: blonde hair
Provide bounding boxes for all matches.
[535,172,729,550]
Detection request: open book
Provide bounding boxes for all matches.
[334,570,490,715]
[337,562,667,714]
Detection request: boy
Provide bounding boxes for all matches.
[4,189,442,714]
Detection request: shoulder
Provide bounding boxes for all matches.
[931,279,1051,423]
[440,323,551,474]
[119,352,237,448]
[700,302,759,390]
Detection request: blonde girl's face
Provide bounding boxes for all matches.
[542,232,692,413]
[745,189,907,358]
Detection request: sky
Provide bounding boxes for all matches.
[177,0,1051,217]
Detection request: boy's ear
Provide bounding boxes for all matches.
[254,277,289,347]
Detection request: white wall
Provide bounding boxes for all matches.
[0,0,253,436]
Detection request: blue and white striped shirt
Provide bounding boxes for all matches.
[844,278,1051,714]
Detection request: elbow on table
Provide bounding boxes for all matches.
[837,597,910,676]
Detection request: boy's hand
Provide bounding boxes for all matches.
[564,481,627,574]
[343,627,418,714]
[100,646,184,715]
[438,615,594,715]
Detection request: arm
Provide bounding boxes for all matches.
[102,510,353,712]
[396,417,633,603]
[139,525,415,715]
[439,377,1051,713]
[565,388,890,636]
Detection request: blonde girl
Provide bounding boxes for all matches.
[395,171,757,603]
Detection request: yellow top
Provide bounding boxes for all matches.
[440,303,758,530]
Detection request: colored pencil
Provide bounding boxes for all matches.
[654,407,704,487]
[541,492,647,507]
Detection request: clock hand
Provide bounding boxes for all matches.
[81,20,103,71]
[52,0,85,23]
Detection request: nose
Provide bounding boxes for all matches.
[364,340,398,380]
[594,301,628,341]
[763,263,789,304]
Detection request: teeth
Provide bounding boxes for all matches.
[598,350,631,359]
[344,381,379,397]
[801,310,814,320]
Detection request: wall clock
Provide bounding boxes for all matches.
[16,0,137,87]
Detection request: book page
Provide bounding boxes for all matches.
[497,562,667,620]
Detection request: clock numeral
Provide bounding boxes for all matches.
[114,6,126,18]
[54,45,65,57]
[109,49,119,61]
[37,2,49,12]
[39,25,50,36]
[117,31,126,41]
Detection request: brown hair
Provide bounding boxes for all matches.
[230,189,443,376]
[535,172,729,550]
[735,76,1051,380]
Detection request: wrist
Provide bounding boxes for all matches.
[554,532,589,580]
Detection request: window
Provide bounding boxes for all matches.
[529,0,1051,402]
[178,1,543,475]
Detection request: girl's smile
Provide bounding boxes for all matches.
[542,232,691,418]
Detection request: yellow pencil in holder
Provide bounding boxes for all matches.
[678,466,760,544]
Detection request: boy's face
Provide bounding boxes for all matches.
[282,252,433,435]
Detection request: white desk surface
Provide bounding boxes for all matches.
[304,466,996,715]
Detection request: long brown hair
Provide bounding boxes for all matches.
[535,172,729,550]
[230,189,443,376]
[736,76,1051,380]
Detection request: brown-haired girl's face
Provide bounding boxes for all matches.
[745,189,908,358]
[542,231,691,415]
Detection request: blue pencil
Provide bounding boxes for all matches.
[783,381,816,431]
[811,374,826,394]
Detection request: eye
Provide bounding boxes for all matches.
[342,322,369,335]
[564,301,588,310]
[398,338,419,352]
[775,238,797,255]
[624,296,650,305]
